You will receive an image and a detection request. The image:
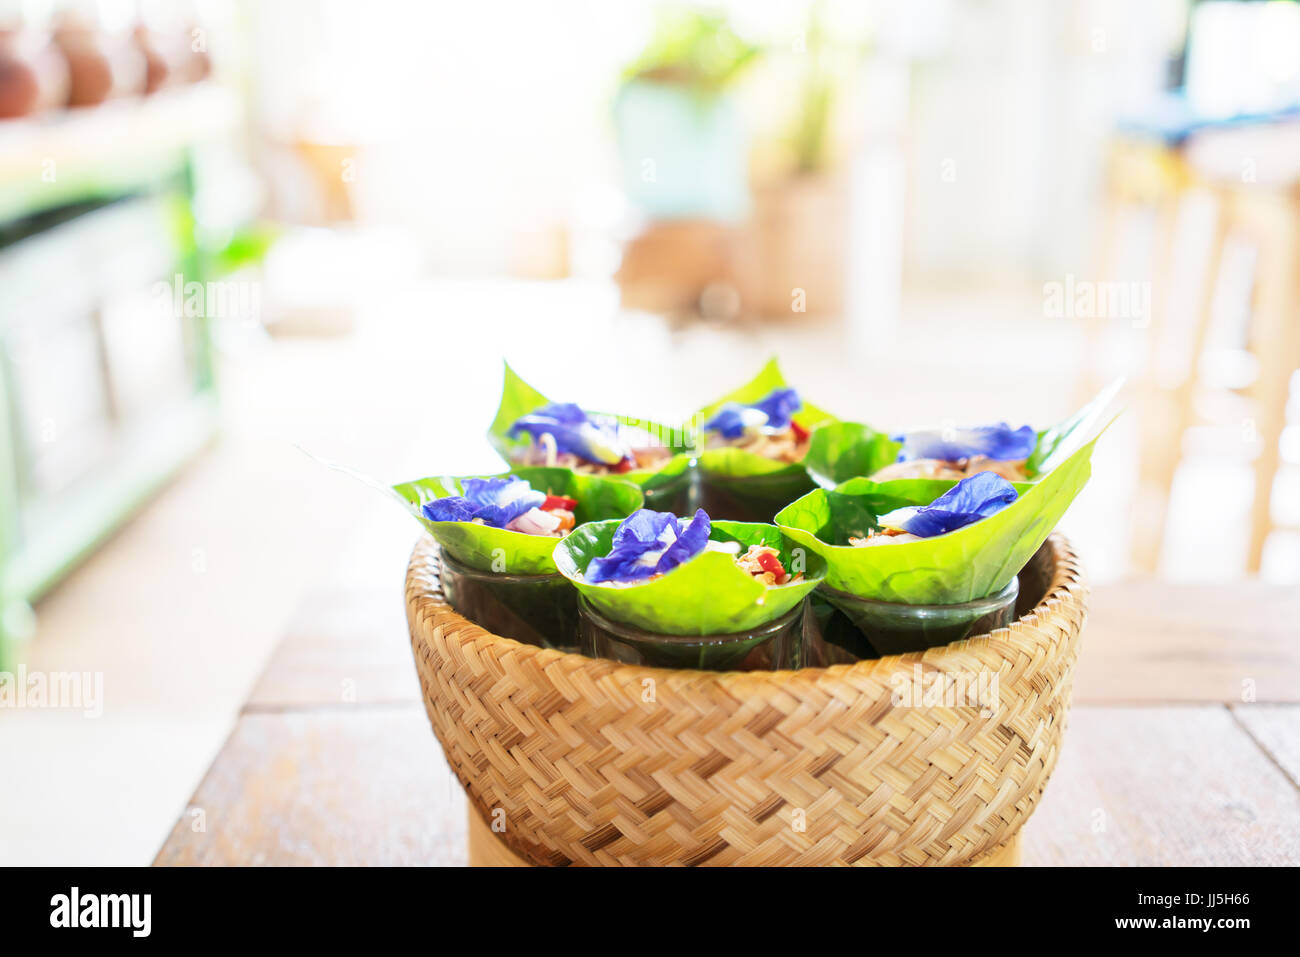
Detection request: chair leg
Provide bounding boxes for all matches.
[1077,187,1124,407]
[1132,194,1190,573]
[1241,192,1300,572]
[1138,192,1230,570]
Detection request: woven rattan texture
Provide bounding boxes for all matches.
[406,535,1087,866]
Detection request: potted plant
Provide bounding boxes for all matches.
[613,7,761,223]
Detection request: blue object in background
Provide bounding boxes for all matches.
[614,81,750,223]
[1117,89,1300,147]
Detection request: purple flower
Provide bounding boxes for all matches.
[585,509,711,583]
[422,477,544,529]
[877,471,1019,538]
[508,402,630,466]
[703,388,802,439]
[894,422,1036,463]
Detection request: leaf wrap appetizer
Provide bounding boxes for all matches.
[804,379,1122,488]
[553,509,825,636]
[394,467,643,576]
[692,358,837,521]
[487,363,694,509]
[775,438,1100,605]
[873,422,1038,482]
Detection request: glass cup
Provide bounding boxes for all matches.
[808,579,1020,662]
[439,550,579,652]
[695,470,817,524]
[801,593,881,666]
[640,465,697,514]
[578,596,804,671]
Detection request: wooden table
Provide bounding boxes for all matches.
[154,568,1300,866]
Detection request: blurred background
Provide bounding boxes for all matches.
[1,0,1298,863]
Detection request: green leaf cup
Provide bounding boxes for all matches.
[775,437,1100,606]
[393,466,643,576]
[802,379,1124,488]
[553,519,825,637]
[802,421,902,488]
[1025,378,1124,478]
[692,358,838,522]
[487,362,696,513]
[393,467,643,652]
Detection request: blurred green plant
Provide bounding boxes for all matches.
[622,6,762,96]
[211,222,280,275]
[782,2,872,176]
[789,6,835,174]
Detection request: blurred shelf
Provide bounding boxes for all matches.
[0,84,242,223]
[7,391,217,604]
[0,87,243,670]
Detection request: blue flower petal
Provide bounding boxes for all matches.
[508,402,629,465]
[423,477,544,529]
[895,423,1036,463]
[532,402,587,425]
[702,405,754,439]
[584,540,661,583]
[701,405,749,439]
[703,388,802,439]
[586,508,712,583]
[611,509,677,549]
[586,509,671,582]
[752,388,801,431]
[878,471,1019,537]
[423,497,477,523]
[462,477,545,527]
[657,509,711,574]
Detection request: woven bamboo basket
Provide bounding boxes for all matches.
[405,533,1087,866]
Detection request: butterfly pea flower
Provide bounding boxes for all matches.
[894,422,1036,463]
[703,388,802,440]
[877,471,1019,538]
[585,509,711,584]
[508,402,631,467]
[421,477,545,529]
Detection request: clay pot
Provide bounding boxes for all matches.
[0,28,69,118]
[745,173,849,318]
[133,25,171,95]
[54,21,146,107]
[0,30,41,118]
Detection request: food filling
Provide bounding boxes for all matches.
[584,508,802,586]
[508,402,673,474]
[422,477,577,537]
[732,543,799,585]
[700,387,810,464]
[871,422,1035,482]
[869,455,1028,483]
[848,471,1019,547]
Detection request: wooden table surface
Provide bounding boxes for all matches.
[155,545,1300,867]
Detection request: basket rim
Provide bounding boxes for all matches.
[406,531,1086,691]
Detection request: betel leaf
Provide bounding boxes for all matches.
[802,421,902,488]
[1026,378,1124,477]
[838,378,1124,484]
[486,361,694,495]
[775,438,1100,604]
[393,467,643,575]
[691,358,839,520]
[693,356,836,451]
[553,519,825,636]
[486,362,553,463]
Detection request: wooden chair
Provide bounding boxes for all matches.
[1089,124,1300,574]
